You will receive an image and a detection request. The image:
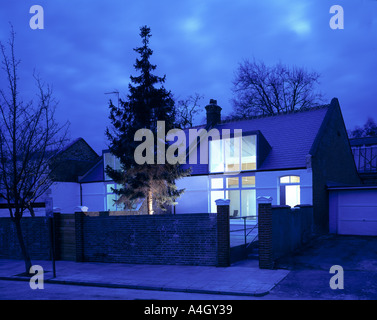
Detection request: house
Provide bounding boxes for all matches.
[58,97,360,234]
[3,97,360,235]
[174,98,360,233]
[0,138,100,217]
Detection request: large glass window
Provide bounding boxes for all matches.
[279,176,300,207]
[209,135,256,173]
[106,183,119,211]
[105,183,143,211]
[209,139,223,173]
[104,152,121,180]
[241,189,256,218]
[209,175,256,218]
[224,137,240,172]
[241,135,257,170]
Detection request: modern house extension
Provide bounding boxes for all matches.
[174,98,360,233]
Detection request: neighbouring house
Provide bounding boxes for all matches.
[0,137,100,217]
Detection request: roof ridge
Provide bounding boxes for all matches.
[53,137,84,157]
[220,104,330,125]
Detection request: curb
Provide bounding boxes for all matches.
[0,276,270,297]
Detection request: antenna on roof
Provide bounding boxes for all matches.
[105,91,120,108]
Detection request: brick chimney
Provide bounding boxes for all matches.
[205,99,222,127]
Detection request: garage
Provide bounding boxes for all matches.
[329,186,377,236]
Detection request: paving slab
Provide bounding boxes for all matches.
[0,258,289,297]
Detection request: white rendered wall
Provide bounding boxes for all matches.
[81,182,106,212]
[175,169,313,214]
[0,182,81,217]
[175,175,209,214]
[50,182,81,213]
[255,168,312,206]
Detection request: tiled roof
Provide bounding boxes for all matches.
[80,104,331,181]
[186,105,330,173]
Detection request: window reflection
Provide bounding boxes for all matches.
[209,135,256,173]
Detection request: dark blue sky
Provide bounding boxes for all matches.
[1,1,376,154]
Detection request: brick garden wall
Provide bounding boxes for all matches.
[75,212,222,266]
[0,207,231,267]
[258,203,313,269]
[0,217,51,260]
[271,205,313,259]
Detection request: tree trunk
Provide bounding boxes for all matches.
[13,218,32,274]
[147,190,154,215]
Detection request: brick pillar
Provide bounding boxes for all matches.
[215,199,230,267]
[75,211,85,262]
[257,196,273,269]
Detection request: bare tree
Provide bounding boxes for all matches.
[349,117,377,138]
[230,59,324,118]
[0,26,69,273]
[175,93,204,128]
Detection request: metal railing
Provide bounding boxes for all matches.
[229,216,258,248]
[352,146,377,173]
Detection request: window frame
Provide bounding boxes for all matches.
[105,182,143,212]
[279,175,300,207]
[103,152,121,181]
[209,174,256,218]
[209,134,257,174]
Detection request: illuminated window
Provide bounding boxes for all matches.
[106,183,118,211]
[242,176,255,187]
[226,177,239,188]
[211,178,223,189]
[104,152,121,181]
[209,135,256,173]
[241,135,257,171]
[279,176,300,207]
[209,175,256,218]
[105,183,143,211]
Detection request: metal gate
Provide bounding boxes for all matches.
[229,216,258,263]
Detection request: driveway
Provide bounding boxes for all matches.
[268,234,377,299]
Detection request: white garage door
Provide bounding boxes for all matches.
[338,206,377,235]
[337,189,377,236]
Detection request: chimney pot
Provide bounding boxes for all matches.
[205,99,222,127]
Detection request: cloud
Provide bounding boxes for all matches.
[285,3,312,35]
[1,0,376,152]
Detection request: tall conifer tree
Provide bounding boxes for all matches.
[106,26,189,214]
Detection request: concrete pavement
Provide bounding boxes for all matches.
[0,258,289,297]
[1,235,377,300]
